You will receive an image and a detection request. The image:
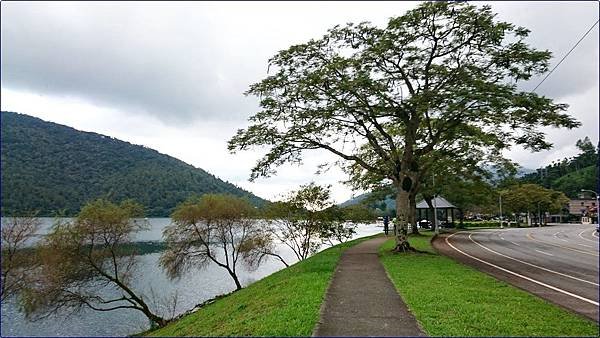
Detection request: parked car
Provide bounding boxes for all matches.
[418,219,433,229]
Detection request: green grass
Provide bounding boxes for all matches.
[379,232,599,336]
[145,235,378,336]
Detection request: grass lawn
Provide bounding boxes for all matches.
[380,232,599,336]
[145,235,377,336]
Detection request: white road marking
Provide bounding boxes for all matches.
[467,233,598,286]
[509,241,520,246]
[579,229,599,243]
[578,243,592,248]
[593,231,599,239]
[527,233,598,257]
[552,231,569,242]
[535,249,554,256]
[446,232,599,306]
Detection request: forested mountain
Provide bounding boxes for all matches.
[519,137,598,198]
[1,111,267,216]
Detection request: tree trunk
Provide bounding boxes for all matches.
[458,209,464,228]
[394,170,419,252]
[394,188,410,252]
[228,269,243,290]
[146,311,168,328]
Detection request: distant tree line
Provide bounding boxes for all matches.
[344,137,597,227]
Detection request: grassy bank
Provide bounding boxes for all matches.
[145,235,377,336]
[379,232,598,336]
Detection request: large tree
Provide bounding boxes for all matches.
[228,2,579,251]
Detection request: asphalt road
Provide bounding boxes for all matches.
[433,224,599,322]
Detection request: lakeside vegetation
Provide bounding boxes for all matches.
[0,111,266,217]
[145,235,378,336]
[2,187,373,331]
[380,233,598,336]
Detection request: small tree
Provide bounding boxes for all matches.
[20,199,169,328]
[264,183,350,262]
[1,214,41,302]
[160,194,271,291]
[319,206,357,247]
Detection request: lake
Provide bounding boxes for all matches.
[1,217,383,336]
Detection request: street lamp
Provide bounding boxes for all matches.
[499,194,503,229]
[581,189,599,224]
[433,195,439,235]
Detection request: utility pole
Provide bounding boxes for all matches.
[537,202,542,227]
[499,194,503,229]
[433,174,439,235]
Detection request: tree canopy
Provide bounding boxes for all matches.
[501,184,569,223]
[19,199,170,327]
[229,1,579,249]
[160,194,268,291]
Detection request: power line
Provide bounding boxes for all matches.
[532,19,599,93]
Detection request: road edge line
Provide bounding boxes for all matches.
[445,232,599,306]
[468,233,598,286]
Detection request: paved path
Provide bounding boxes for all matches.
[312,236,425,337]
[433,224,599,322]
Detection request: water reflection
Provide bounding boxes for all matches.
[1,218,383,336]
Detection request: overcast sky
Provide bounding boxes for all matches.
[1,1,598,203]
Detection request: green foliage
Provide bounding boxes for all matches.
[434,177,497,215]
[264,183,356,261]
[379,234,598,336]
[339,204,376,223]
[21,198,167,326]
[1,112,266,217]
[1,215,41,302]
[161,194,265,290]
[519,137,598,197]
[500,184,569,215]
[552,166,597,198]
[229,1,578,195]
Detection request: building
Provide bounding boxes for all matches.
[568,199,597,216]
[416,196,457,227]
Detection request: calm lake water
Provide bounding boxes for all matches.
[1,218,383,336]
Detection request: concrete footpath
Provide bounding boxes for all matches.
[312,236,425,337]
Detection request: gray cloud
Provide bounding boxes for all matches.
[1,3,262,124]
[1,1,598,176]
[490,1,599,99]
[2,2,597,124]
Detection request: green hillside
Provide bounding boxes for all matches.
[519,137,598,198]
[1,111,267,216]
